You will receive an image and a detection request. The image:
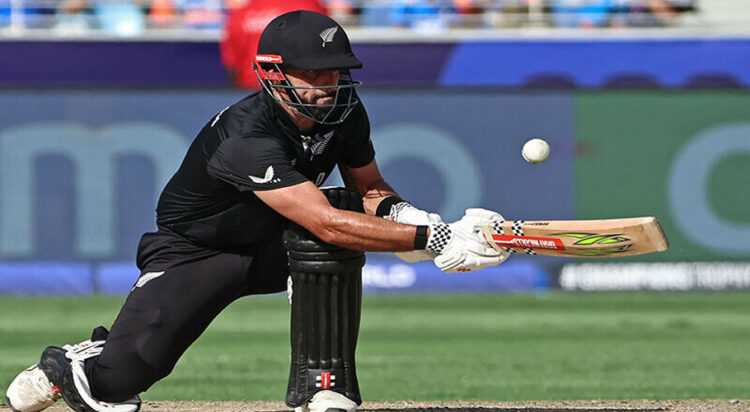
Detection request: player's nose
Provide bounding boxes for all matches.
[318,70,339,87]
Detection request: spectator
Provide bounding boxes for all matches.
[552,0,688,28]
[95,0,146,36]
[0,0,55,29]
[1,0,12,27]
[55,0,92,34]
[360,0,452,32]
[148,0,177,28]
[483,0,529,28]
[552,0,617,28]
[390,0,452,32]
[325,0,356,24]
[451,0,488,28]
[178,0,223,29]
[359,0,392,26]
[54,0,145,36]
[622,0,678,26]
[219,0,327,89]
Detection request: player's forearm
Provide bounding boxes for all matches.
[339,164,399,215]
[315,209,421,252]
[361,179,400,215]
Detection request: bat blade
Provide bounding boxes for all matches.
[481,217,669,257]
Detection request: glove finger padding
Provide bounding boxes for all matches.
[465,208,505,221]
[453,208,505,235]
[433,219,509,273]
[433,248,465,271]
[434,243,505,273]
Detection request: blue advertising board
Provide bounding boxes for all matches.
[0,89,575,294]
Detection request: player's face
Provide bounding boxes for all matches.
[282,68,340,107]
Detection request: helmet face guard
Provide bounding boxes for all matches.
[255,54,362,125]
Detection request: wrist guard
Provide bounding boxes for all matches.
[375,196,404,218]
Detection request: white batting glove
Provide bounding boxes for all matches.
[429,208,511,273]
[385,202,443,226]
[453,208,506,235]
[384,202,443,263]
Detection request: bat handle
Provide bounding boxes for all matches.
[481,221,505,253]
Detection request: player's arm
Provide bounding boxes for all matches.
[339,159,439,223]
[340,159,447,263]
[338,159,399,215]
[208,133,507,271]
[256,182,510,272]
[337,160,511,271]
[254,181,422,252]
[207,134,424,251]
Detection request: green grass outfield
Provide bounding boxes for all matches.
[1,293,749,401]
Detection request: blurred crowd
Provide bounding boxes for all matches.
[0,0,696,36]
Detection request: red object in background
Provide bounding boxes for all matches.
[220,0,327,89]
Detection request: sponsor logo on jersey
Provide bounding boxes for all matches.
[319,26,338,47]
[248,166,280,184]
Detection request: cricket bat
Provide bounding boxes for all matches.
[481,217,669,257]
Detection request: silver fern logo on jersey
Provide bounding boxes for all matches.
[319,26,338,47]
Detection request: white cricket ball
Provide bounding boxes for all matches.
[522,138,551,164]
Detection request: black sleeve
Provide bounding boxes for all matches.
[206,135,308,191]
[339,101,375,168]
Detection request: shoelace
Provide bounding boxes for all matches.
[63,340,105,361]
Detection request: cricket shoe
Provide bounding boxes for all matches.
[39,345,141,412]
[295,390,358,412]
[5,364,61,412]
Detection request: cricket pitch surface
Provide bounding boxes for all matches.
[4,399,746,412]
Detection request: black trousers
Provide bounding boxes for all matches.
[87,229,289,402]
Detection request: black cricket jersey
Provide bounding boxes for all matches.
[154,90,374,250]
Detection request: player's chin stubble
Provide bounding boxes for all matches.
[307,94,335,117]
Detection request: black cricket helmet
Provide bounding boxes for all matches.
[254,10,362,125]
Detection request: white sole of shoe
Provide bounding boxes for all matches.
[306,390,357,412]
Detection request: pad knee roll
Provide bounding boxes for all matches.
[284,187,365,407]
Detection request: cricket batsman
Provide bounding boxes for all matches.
[5,11,509,412]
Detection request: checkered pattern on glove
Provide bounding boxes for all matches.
[386,202,444,263]
[432,208,511,273]
[426,222,452,254]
